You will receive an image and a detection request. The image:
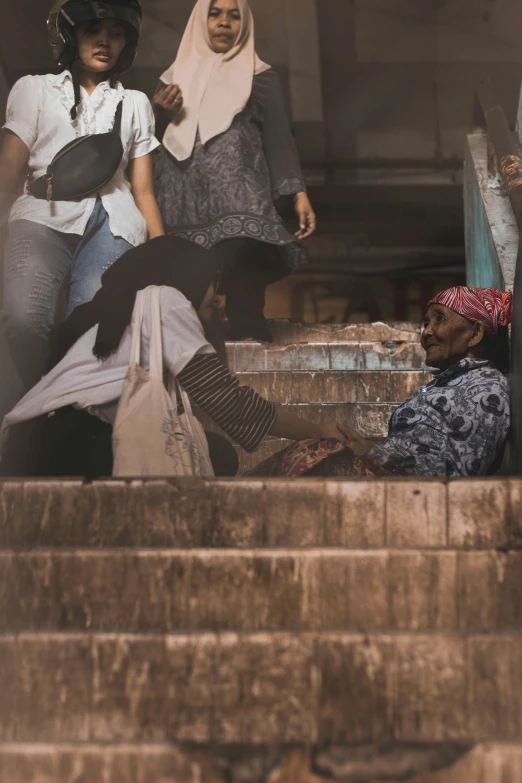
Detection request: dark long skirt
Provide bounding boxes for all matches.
[1,407,239,479]
[219,238,290,342]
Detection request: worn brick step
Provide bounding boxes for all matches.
[0,744,224,783]
[1,478,520,551]
[2,550,521,634]
[237,370,431,404]
[3,742,521,783]
[0,743,235,783]
[262,319,421,345]
[227,340,425,372]
[1,632,522,744]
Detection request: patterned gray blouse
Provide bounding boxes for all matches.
[369,359,510,477]
[153,69,307,271]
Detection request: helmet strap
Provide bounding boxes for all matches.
[70,63,82,120]
[60,6,75,27]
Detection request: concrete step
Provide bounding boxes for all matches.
[227,340,425,372]
[237,370,431,404]
[2,549,521,634]
[1,631,522,745]
[1,479,520,551]
[0,744,228,783]
[2,742,521,783]
[259,319,421,345]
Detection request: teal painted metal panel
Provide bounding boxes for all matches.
[464,143,505,289]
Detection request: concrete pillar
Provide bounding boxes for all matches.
[281,0,325,160]
[317,0,358,167]
[254,0,324,125]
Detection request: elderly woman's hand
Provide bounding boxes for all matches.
[335,424,374,456]
[154,84,184,121]
[294,192,316,240]
[320,422,372,455]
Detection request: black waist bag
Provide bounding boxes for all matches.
[29,100,124,202]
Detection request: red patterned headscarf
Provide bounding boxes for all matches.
[427,286,513,335]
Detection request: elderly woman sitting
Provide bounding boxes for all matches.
[251,286,512,478]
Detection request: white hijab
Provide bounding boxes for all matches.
[160,0,270,162]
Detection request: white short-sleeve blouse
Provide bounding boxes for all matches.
[0,287,215,436]
[3,71,160,246]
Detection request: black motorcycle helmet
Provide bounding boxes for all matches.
[47,0,142,75]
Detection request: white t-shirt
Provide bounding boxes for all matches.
[1,288,215,439]
[3,71,160,246]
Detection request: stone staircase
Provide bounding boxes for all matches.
[1,321,522,782]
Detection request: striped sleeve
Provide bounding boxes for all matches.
[177,354,277,453]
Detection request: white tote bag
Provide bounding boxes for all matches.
[112,286,214,477]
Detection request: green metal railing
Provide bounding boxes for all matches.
[476,77,522,473]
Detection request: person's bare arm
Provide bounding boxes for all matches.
[0,130,29,225]
[336,423,374,455]
[270,407,350,444]
[177,353,352,452]
[127,153,164,239]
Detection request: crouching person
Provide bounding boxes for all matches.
[0,237,347,479]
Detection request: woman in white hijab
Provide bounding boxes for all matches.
[153,0,316,342]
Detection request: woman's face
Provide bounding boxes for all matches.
[75,18,127,74]
[421,303,483,370]
[197,282,218,326]
[208,0,242,53]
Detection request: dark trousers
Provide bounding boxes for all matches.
[0,407,239,479]
[220,239,288,342]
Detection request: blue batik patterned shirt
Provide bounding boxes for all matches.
[369,358,510,477]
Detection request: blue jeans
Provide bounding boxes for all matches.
[2,199,132,391]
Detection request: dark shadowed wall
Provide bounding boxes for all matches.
[3,0,522,168]
[318,0,522,166]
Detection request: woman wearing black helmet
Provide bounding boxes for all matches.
[0,0,164,395]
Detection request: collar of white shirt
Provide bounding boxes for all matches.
[51,70,125,136]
